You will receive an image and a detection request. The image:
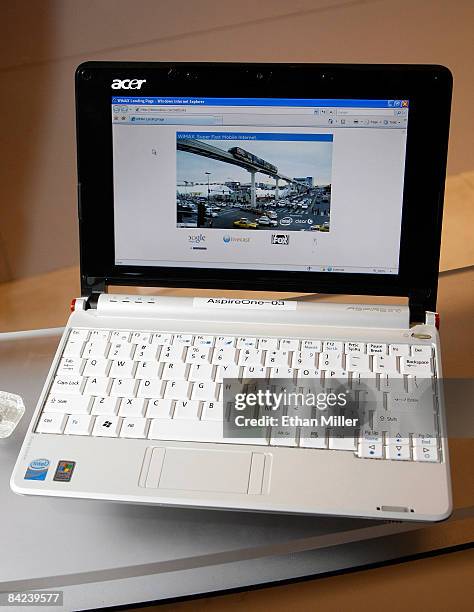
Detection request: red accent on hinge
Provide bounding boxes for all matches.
[70,298,76,312]
[435,312,440,329]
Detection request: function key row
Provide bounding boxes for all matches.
[67,329,433,357]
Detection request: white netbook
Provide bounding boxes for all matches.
[11,62,453,521]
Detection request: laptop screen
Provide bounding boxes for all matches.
[111,97,409,275]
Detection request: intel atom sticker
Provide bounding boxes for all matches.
[24,458,50,481]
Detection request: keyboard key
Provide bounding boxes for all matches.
[134,344,160,361]
[296,368,321,380]
[236,337,257,348]
[201,401,225,421]
[109,359,136,378]
[216,364,241,382]
[174,333,194,346]
[386,444,411,461]
[270,426,298,447]
[92,396,120,416]
[242,366,268,379]
[345,341,365,354]
[328,434,357,451]
[291,351,317,368]
[146,398,173,419]
[65,414,94,436]
[161,362,189,380]
[413,434,438,447]
[185,347,212,363]
[358,439,384,459]
[188,363,215,381]
[214,336,236,347]
[191,381,218,401]
[82,340,110,358]
[389,343,410,356]
[111,330,131,342]
[163,380,191,400]
[131,331,152,344]
[373,355,399,373]
[120,417,148,439]
[109,342,135,360]
[63,339,85,357]
[257,337,279,350]
[148,419,224,443]
[280,339,300,351]
[51,375,85,395]
[413,445,439,462]
[264,350,290,367]
[137,379,165,398]
[161,345,186,362]
[85,376,111,396]
[379,373,406,393]
[83,358,111,377]
[57,357,84,375]
[211,347,237,365]
[135,360,163,379]
[269,367,295,379]
[92,415,121,437]
[323,341,343,352]
[238,349,264,366]
[69,328,90,342]
[193,335,215,347]
[319,352,344,371]
[152,333,173,345]
[367,343,387,355]
[299,426,328,448]
[346,354,371,372]
[89,330,110,341]
[301,339,322,351]
[110,378,138,397]
[411,345,433,359]
[174,400,200,419]
[118,397,146,417]
[36,412,68,434]
[44,394,92,414]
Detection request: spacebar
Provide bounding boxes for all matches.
[148,420,268,445]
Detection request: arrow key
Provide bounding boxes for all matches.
[387,444,411,461]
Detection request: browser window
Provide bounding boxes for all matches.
[112,97,409,274]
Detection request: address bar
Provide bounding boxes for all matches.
[338,108,396,116]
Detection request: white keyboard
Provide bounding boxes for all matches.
[35,328,442,462]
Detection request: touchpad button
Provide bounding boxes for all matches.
[158,448,254,493]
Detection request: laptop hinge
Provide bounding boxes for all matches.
[81,275,106,297]
[408,289,435,326]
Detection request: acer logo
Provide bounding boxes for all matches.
[111,78,146,90]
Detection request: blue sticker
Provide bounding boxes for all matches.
[24,458,50,481]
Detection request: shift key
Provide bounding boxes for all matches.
[44,394,93,414]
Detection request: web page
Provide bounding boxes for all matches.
[112,97,409,274]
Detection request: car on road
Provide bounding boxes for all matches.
[301,204,308,209]
[257,215,278,227]
[310,222,330,232]
[266,210,277,219]
[233,218,258,229]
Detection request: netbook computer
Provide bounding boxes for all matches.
[11,62,453,521]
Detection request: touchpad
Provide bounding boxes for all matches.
[145,447,265,494]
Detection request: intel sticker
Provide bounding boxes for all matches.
[24,458,50,481]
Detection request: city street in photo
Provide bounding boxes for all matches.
[176,132,333,232]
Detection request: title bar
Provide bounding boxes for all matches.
[112,96,409,108]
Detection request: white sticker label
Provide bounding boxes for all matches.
[193,298,297,311]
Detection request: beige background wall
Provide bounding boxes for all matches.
[1,0,473,282]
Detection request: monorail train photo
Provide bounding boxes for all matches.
[228,147,278,174]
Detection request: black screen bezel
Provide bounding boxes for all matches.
[76,62,452,314]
